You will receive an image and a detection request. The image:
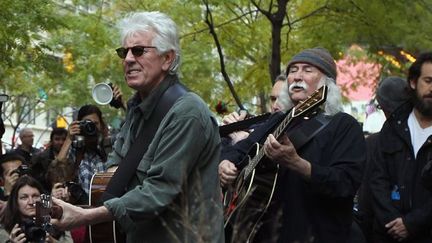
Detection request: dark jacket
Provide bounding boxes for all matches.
[222,111,365,243]
[370,103,432,242]
[356,132,380,242]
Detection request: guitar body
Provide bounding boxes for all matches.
[224,143,280,242]
[89,172,126,243]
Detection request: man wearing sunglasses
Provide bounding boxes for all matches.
[51,11,224,243]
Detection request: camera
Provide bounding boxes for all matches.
[12,164,32,176]
[20,218,46,242]
[63,181,86,202]
[72,119,98,149]
[78,119,97,137]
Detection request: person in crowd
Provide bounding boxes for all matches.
[57,104,109,199]
[0,152,27,202]
[46,158,86,205]
[51,11,223,243]
[31,128,68,192]
[269,74,292,113]
[13,128,40,165]
[355,76,410,242]
[370,52,432,243]
[0,175,73,243]
[220,47,366,242]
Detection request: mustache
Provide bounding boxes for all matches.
[288,81,308,93]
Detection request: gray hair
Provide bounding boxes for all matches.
[19,128,33,138]
[277,76,343,115]
[117,11,181,74]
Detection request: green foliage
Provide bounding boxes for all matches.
[3,0,432,126]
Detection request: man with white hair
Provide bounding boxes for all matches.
[220,48,365,242]
[51,11,224,243]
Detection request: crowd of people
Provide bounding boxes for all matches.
[0,10,431,243]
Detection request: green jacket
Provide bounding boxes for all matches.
[105,75,224,243]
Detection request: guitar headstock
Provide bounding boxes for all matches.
[35,194,63,227]
[291,85,328,117]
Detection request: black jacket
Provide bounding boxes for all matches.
[370,103,432,242]
[222,111,365,243]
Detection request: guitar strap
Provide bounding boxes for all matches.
[287,112,331,150]
[102,82,187,202]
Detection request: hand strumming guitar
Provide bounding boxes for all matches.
[218,160,238,187]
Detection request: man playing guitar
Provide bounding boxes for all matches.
[220,48,366,243]
[51,11,224,243]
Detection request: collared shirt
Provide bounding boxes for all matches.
[104,75,224,243]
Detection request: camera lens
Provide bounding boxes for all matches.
[79,119,97,136]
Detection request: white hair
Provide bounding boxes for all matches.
[277,76,343,115]
[117,11,181,74]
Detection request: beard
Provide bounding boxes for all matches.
[413,91,432,117]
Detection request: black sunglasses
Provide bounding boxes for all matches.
[115,46,156,59]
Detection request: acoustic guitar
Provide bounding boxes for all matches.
[88,172,125,243]
[223,86,328,242]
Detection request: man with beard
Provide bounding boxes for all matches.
[220,48,365,242]
[370,52,432,243]
[30,127,67,192]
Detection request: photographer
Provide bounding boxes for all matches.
[0,152,29,202]
[46,158,87,205]
[57,105,109,200]
[0,175,73,243]
[30,128,68,192]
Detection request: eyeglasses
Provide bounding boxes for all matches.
[115,46,156,59]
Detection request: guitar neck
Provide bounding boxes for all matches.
[244,112,295,178]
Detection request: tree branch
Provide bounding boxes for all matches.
[182,9,259,39]
[290,4,328,26]
[202,0,245,110]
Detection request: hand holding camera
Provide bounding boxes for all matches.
[69,119,98,149]
[68,119,97,138]
[51,181,85,204]
[51,182,70,202]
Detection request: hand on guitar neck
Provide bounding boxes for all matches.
[49,197,113,231]
[264,133,312,178]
